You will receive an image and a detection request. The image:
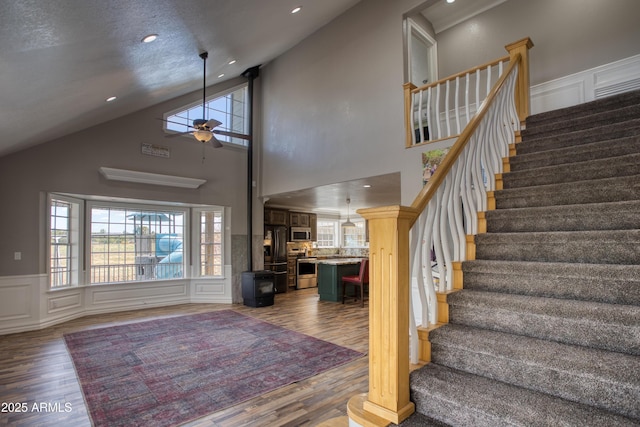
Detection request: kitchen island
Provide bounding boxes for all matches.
[316,258,366,302]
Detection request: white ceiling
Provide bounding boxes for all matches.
[0,0,504,216]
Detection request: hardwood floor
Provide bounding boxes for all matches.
[0,288,369,427]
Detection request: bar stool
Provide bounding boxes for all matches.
[341,259,369,307]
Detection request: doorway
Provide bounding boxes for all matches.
[406,18,437,87]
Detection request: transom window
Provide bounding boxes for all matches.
[164,84,249,147]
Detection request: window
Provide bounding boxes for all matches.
[343,221,367,248]
[316,220,339,248]
[164,84,249,147]
[49,197,81,288]
[89,205,185,284]
[47,194,226,288]
[199,210,223,276]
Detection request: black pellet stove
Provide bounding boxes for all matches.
[242,270,275,307]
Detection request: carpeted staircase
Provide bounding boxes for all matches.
[403,89,640,426]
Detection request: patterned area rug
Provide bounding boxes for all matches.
[64,310,364,426]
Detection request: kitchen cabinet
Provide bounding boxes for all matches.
[310,213,317,241]
[265,209,289,226]
[289,212,310,227]
[287,253,298,289]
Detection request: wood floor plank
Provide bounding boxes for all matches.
[0,288,369,426]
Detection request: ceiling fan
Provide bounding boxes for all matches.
[164,52,250,148]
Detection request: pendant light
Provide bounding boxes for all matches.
[342,198,356,228]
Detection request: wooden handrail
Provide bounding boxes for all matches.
[410,55,510,95]
[409,54,521,221]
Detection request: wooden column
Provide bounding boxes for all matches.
[404,83,417,148]
[357,205,418,425]
[505,37,534,125]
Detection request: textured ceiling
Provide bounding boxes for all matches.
[0,0,361,157]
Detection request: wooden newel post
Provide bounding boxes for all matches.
[357,205,418,425]
[505,37,534,126]
[404,83,417,148]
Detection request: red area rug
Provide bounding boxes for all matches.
[64,310,364,426]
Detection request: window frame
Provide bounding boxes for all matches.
[86,200,189,285]
[163,82,250,148]
[47,194,226,289]
[48,194,83,288]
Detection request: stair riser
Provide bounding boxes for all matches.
[516,119,640,155]
[486,203,640,233]
[510,136,640,172]
[475,232,640,265]
[430,341,640,420]
[462,271,640,306]
[447,305,640,355]
[495,176,640,209]
[522,104,640,140]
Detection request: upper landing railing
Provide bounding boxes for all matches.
[349,38,534,426]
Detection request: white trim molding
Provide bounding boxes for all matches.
[99,167,207,189]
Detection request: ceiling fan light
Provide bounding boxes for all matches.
[193,130,213,143]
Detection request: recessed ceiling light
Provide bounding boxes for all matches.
[141,34,158,43]
[446,0,455,3]
[291,6,301,14]
[228,59,236,65]
[106,96,117,102]
[363,184,371,188]
[218,73,225,78]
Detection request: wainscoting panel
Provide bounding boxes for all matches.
[0,275,42,334]
[87,281,190,311]
[531,53,640,115]
[190,265,233,303]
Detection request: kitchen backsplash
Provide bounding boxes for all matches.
[312,247,369,258]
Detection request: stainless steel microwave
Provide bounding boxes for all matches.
[290,227,312,241]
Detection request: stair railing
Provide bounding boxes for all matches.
[405,56,509,147]
[408,56,519,361]
[351,38,533,426]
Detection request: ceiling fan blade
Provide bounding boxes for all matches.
[204,119,222,129]
[213,129,252,140]
[210,135,223,148]
[165,130,193,138]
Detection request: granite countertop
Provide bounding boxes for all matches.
[315,257,366,265]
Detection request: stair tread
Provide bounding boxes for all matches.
[462,260,640,305]
[495,173,640,208]
[486,200,640,232]
[522,103,640,139]
[429,324,640,420]
[503,152,640,189]
[410,364,640,427]
[446,290,640,355]
[511,135,640,171]
[516,117,640,155]
[526,89,640,126]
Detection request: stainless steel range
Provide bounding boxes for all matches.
[296,257,317,289]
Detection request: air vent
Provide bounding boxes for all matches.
[595,77,640,99]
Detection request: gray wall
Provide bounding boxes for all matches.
[260,0,640,207]
[435,0,640,86]
[261,0,424,205]
[0,77,251,276]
